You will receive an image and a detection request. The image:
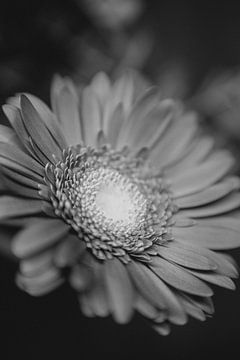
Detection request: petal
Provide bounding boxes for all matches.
[12,218,70,258]
[103,72,134,134]
[1,165,40,189]
[176,177,240,208]
[53,234,85,268]
[165,136,214,176]
[2,104,30,148]
[179,192,240,218]
[188,270,236,290]
[107,104,125,147]
[150,111,198,168]
[150,256,213,297]
[153,323,171,336]
[172,240,238,278]
[83,261,110,317]
[134,295,161,320]
[127,261,187,325]
[173,224,240,250]
[180,293,214,315]
[90,72,110,108]
[0,142,44,177]
[170,151,235,197]
[69,264,92,292]
[176,294,206,321]
[81,86,101,147]
[0,124,22,146]
[122,99,174,153]
[19,251,53,276]
[24,93,67,150]
[16,267,63,296]
[1,173,40,199]
[51,78,82,146]
[0,196,42,219]
[158,242,217,270]
[20,95,62,162]
[104,258,134,324]
[116,87,159,149]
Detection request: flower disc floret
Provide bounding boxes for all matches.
[46,145,175,261]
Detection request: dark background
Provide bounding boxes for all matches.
[1,0,240,358]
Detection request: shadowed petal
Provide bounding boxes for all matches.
[24,93,68,150]
[135,295,162,320]
[128,261,187,325]
[1,174,40,199]
[20,95,62,162]
[0,197,42,219]
[104,258,134,324]
[69,264,92,292]
[16,268,63,296]
[12,219,70,258]
[150,257,213,297]
[153,323,171,336]
[2,104,30,149]
[0,124,22,147]
[188,270,236,290]
[53,234,85,268]
[0,142,44,177]
[176,294,206,321]
[19,251,53,277]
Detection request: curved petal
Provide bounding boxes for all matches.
[150,111,198,168]
[12,218,70,258]
[23,93,67,150]
[0,196,43,220]
[176,177,240,208]
[0,142,44,177]
[20,95,62,162]
[16,267,63,296]
[150,256,213,297]
[128,261,187,325]
[103,258,134,324]
[170,151,234,197]
[158,243,217,271]
[173,224,240,250]
[179,192,240,218]
[51,76,82,146]
[81,86,101,147]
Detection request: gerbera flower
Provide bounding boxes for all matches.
[1,71,240,335]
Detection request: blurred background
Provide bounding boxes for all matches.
[1,0,240,358]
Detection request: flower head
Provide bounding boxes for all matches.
[1,71,240,335]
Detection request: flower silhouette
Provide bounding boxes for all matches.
[1,71,240,335]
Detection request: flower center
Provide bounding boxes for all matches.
[45,145,175,262]
[78,168,147,236]
[95,184,136,223]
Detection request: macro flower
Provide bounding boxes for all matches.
[1,71,240,335]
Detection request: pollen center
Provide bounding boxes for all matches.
[95,185,136,224]
[47,145,175,261]
[81,168,148,235]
